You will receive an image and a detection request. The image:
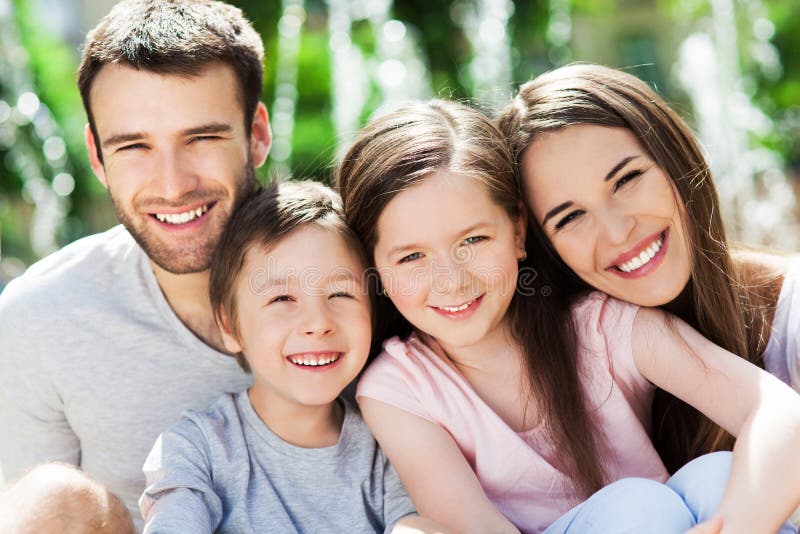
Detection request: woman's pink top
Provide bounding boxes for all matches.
[357,292,669,534]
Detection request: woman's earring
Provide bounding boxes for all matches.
[518,250,527,262]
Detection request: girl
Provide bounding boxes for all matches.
[337,99,800,534]
[498,63,799,472]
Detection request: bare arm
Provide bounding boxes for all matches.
[393,514,454,534]
[632,307,800,534]
[359,396,520,534]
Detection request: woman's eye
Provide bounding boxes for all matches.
[398,252,422,264]
[554,210,585,231]
[613,169,644,193]
[269,295,294,304]
[462,236,487,245]
[329,291,354,299]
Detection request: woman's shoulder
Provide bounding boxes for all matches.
[732,246,798,318]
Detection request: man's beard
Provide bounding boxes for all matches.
[110,161,257,275]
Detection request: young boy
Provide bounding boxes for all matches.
[138,181,435,533]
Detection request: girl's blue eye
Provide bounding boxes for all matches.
[555,210,585,231]
[398,252,422,264]
[462,236,487,245]
[613,169,644,193]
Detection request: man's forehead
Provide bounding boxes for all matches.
[89,62,245,135]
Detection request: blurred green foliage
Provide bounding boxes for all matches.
[0,0,798,278]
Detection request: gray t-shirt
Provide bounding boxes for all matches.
[0,226,252,530]
[140,392,415,533]
[763,256,800,390]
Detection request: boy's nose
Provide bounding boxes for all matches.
[301,303,336,337]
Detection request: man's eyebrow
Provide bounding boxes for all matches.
[101,123,234,149]
[182,123,233,136]
[604,156,638,182]
[102,132,146,149]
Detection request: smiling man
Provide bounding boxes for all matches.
[0,1,270,530]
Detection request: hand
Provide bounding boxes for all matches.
[685,514,722,534]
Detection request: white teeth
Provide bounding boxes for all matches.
[618,236,663,273]
[289,353,340,367]
[439,300,474,313]
[155,204,209,225]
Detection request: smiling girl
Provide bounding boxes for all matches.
[498,63,799,473]
[338,100,800,534]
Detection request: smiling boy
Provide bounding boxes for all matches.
[139,182,439,533]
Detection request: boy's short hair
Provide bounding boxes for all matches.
[78,0,264,162]
[209,181,368,371]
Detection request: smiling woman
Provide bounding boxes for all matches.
[498,62,797,474]
[522,124,693,307]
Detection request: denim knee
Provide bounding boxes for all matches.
[666,451,732,522]
[545,477,694,534]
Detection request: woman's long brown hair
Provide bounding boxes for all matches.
[337,99,607,497]
[498,63,776,472]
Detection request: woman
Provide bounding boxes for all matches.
[498,63,797,472]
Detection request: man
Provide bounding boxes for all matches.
[0,0,271,530]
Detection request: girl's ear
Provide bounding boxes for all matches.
[514,201,528,259]
[217,311,244,354]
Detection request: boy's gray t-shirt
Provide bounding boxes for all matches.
[140,392,415,533]
[0,226,252,530]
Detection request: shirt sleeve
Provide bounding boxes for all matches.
[380,450,417,533]
[139,418,222,532]
[356,341,439,425]
[0,286,80,482]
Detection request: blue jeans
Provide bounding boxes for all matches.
[544,451,796,533]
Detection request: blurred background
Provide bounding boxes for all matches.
[0,0,798,291]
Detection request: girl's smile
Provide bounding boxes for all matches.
[429,294,485,319]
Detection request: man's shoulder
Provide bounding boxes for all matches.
[0,226,139,308]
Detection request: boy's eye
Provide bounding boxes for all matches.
[612,169,644,193]
[554,210,585,231]
[269,295,294,304]
[462,235,487,245]
[398,252,422,264]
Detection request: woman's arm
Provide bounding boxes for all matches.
[631,307,800,534]
[359,396,520,534]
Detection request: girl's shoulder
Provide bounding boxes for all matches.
[571,291,642,350]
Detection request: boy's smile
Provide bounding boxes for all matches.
[222,225,372,412]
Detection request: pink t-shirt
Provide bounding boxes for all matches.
[357,292,669,534]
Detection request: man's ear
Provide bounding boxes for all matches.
[85,124,108,189]
[249,102,271,168]
[217,311,244,354]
